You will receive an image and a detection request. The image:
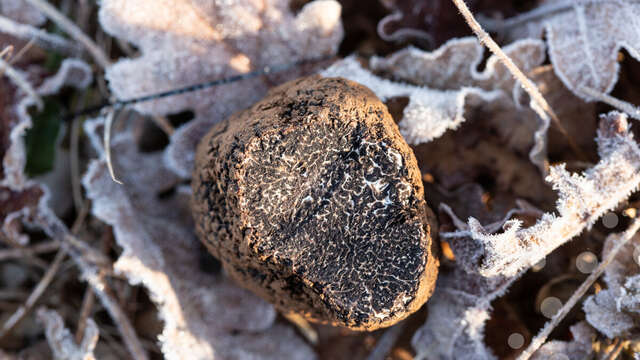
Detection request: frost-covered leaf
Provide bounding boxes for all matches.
[99,0,343,177]
[487,0,640,101]
[0,58,91,244]
[530,321,595,360]
[322,37,545,145]
[412,111,640,359]
[444,111,640,278]
[412,268,511,360]
[82,118,315,360]
[37,308,98,360]
[584,230,640,338]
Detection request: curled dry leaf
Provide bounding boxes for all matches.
[37,308,98,360]
[0,58,91,245]
[82,118,315,360]
[584,229,640,338]
[486,0,640,101]
[98,0,343,177]
[412,111,640,360]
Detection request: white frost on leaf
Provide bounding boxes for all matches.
[444,111,640,278]
[37,308,98,360]
[82,118,315,360]
[584,230,640,338]
[530,321,595,360]
[7,58,92,189]
[411,269,512,360]
[486,0,640,101]
[1,58,91,245]
[413,111,640,359]
[321,37,545,147]
[99,0,343,177]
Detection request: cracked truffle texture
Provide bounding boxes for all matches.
[191,75,438,331]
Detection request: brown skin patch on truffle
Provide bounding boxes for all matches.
[191,75,438,331]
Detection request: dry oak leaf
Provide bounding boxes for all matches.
[321,37,545,146]
[99,0,343,177]
[82,118,315,360]
[486,0,640,101]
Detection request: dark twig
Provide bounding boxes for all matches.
[0,249,66,340]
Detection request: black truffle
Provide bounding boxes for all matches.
[191,75,438,330]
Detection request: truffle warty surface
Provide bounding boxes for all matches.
[191,75,438,331]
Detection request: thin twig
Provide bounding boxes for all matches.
[0,45,12,59]
[75,278,96,344]
[23,0,111,68]
[35,213,148,360]
[0,15,79,55]
[0,56,43,109]
[282,312,318,345]
[451,0,585,161]
[517,216,640,360]
[9,39,36,65]
[0,249,66,340]
[104,108,123,184]
[580,86,640,120]
[603,339,627,360]
[0,241,60,261]
[152,115,175,136]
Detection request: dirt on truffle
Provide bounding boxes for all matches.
[191,75,439,331]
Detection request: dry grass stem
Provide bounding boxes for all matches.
[0,56,43,109]
[0,249,66,340]
[603,339,627,360]
[0,241,60,261]
[152,115,175,136]
[103,108,123,184]
[283,313,318,345]
[9,39,36,65]
[24,0,111,68]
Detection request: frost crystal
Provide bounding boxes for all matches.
[445,112,640,278]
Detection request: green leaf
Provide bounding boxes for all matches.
[24,99,62,177]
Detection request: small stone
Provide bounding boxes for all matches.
[191,76,438,331]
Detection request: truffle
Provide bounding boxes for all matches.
[191,76,438,331]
